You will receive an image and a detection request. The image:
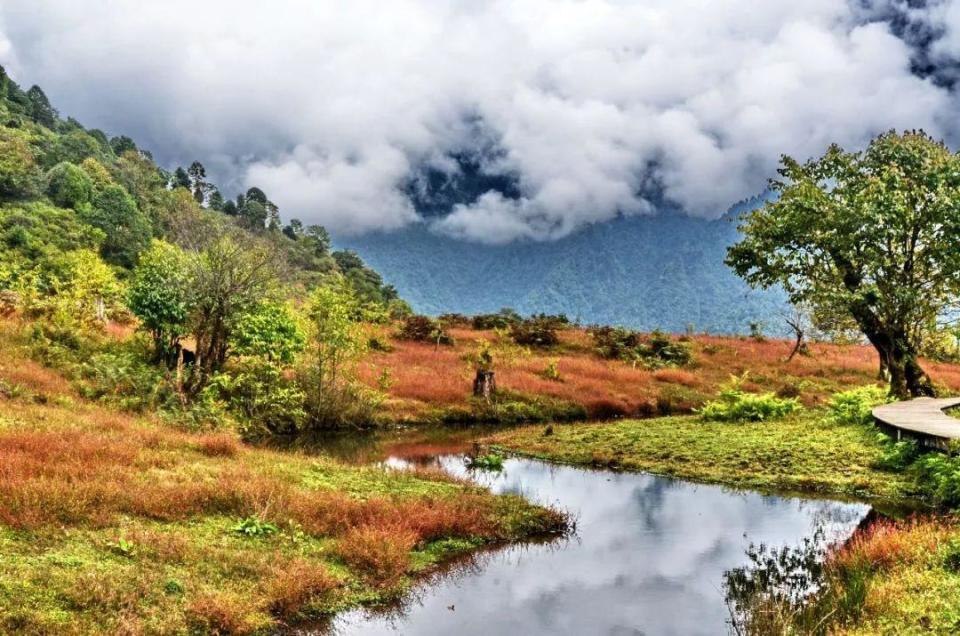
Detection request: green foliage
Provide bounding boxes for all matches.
[942,539,960,573]
[910,452,960,508]
[590,327,692,369]
[434,391,587,426]
[397,314,454,346]
[127,240,189,358]
[231,517,279,538]
[541,359,561,381]
[79,347,174,412]
[298,280,382,430]
[466,453,504,471]
[163,579,185,596]
[727,131,960,398]
[510,317,559,348]
[829,386,890,426]
[203,359,306,437]
[873,435,922,472]
[231,301,305,364]
[107,537,136,558]
[83,184,151,267]
[45,161,92,209]
[699,381,800,423]
[0,126,39,199]
[472,308,522,330]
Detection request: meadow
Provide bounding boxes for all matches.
[358,323,960,424]
[0,329,565,634]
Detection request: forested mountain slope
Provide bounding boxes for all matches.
[338,198,786,334]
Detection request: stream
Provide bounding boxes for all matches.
[294,429,874,636]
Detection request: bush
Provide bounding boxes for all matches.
[79,348,175,412]
[266,560,339,619]
[699,387,799,422]
[396,314,453,346]
[202,360,306,437]
[910,452,960,507]
[471,308,522,330]
[466,453,504,471]
[367,336,394,352]
[337,527,416,588]
[829,386,891,426]
[872,435,921,472]
[438,312,470,327]
[590,327,691,368]
[510,318,559,348]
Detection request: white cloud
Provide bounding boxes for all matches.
[0,0,956,242]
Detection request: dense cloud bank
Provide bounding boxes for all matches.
[2,1,960,242]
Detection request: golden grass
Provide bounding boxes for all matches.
[360,325,960,421]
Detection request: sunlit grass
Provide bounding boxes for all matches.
[488,410,916,500]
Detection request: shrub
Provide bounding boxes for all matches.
[195,433,240,457]
[510,318,559,348]
[466,453,504,471]
[471,308,522,330]
[699,387,799,422]
[438,312,470,327]
[589,325,641,359]
[396,314,453,346]
[639,331,692,368]
[910,453,960,507]
[231,517,279,538]
[79,347,175,412]
[589,327,691,368]
[942,539,960,573]
[337,527,417,588]
[265,559,339,619]
[829,386,890,426]
[367,336,393,352]
[46,161,93,209]
[186,590,270,635]
[541,359,561,381]
[203,360,306,437]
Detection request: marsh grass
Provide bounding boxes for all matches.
[0,334,567,634]
[488,409,915,499]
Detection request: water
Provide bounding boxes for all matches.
[313,434,871,636]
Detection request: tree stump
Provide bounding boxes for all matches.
[473,370,496,401]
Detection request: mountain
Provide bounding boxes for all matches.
[335,197,788,335]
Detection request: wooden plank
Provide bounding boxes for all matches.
[872,397,960,449]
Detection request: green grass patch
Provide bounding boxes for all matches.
[488,409,916,500]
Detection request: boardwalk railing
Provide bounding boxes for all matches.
[872,397,960,450]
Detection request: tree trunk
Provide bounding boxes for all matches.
[473,370,496,401]
[876,338,935,399]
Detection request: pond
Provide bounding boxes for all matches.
[302,431,872,636]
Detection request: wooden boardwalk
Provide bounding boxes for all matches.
[872,397,960,450]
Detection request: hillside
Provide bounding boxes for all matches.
[337,198,787,334]
[0,65,399,309]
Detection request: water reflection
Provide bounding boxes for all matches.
[322,454,869,636]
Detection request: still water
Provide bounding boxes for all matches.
[315,435,870,636]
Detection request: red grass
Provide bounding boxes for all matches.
[337,526,418,587]
[358,327,960,420]
[265,559,340,619]
[195,432,241,457]
[186,590,264,635]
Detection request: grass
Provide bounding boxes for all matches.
[828,516,960,635]
[0,347,566,634]
[487,410,917,501]
[359,324,960,423]
[729,516,960,635]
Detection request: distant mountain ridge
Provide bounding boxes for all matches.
[335,196,788,335]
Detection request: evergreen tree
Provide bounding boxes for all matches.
[26,85,58,128]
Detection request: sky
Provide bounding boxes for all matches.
[2,1,960,243]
